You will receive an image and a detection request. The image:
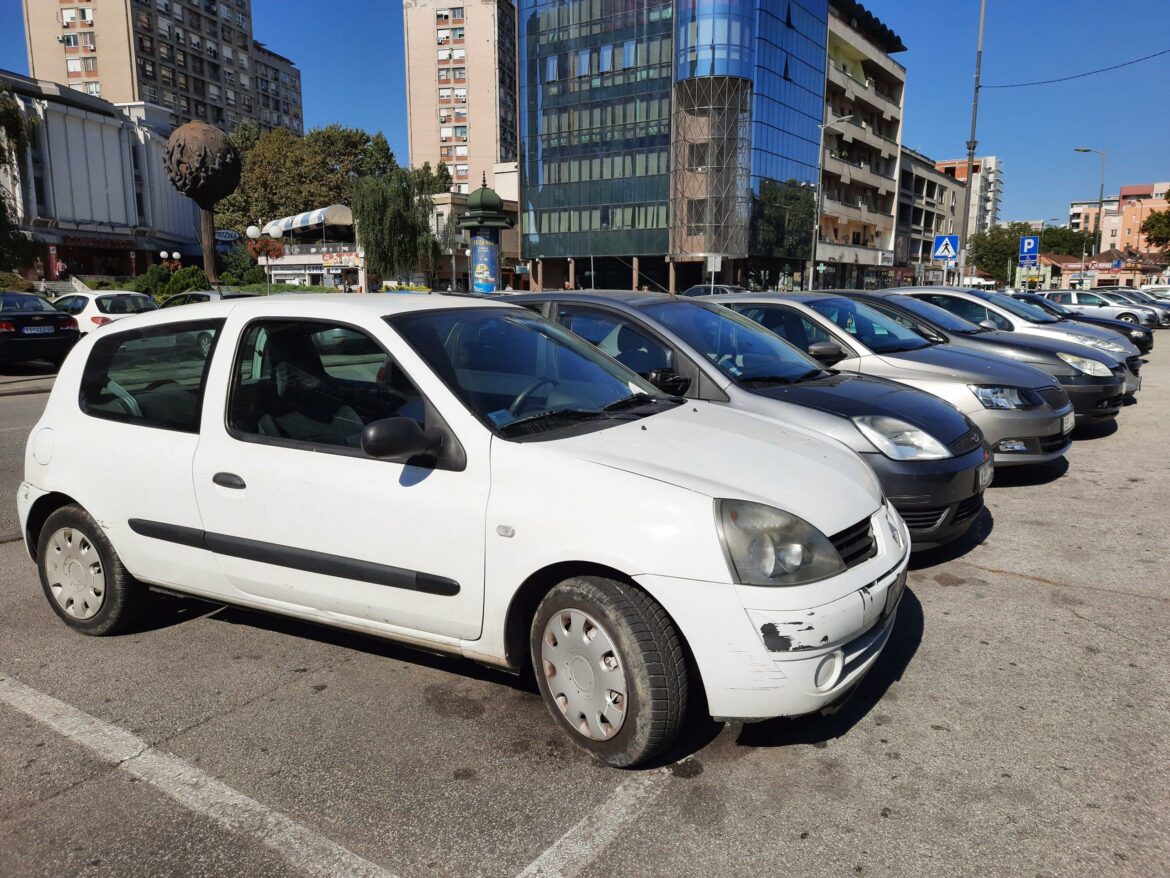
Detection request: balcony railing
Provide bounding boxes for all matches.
[282,242,358,256]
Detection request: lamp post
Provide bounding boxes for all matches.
[1074,147,1106,289]
[246,223,282,295]
[464,248,472,292]
[810,113,854,290]
[957,0,988,284]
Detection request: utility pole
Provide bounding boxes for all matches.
[958,0,987,284]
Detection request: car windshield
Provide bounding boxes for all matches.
[0,293,57,313]
[884,294,985,334]
[641,300,824,384]
[806,297,931,353]
[390,307,675,438]
[985,292,1058,324]
[96,295,158,315]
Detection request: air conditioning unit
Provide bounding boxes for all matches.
[56,35,65,42]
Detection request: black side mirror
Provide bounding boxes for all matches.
[361,417,442,461]
[647,368,691,395]
[807,341,845,366]
[978,319,998,331]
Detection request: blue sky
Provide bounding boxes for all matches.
[2,0,1168,224]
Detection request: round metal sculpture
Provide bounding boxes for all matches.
[164,121,241,284]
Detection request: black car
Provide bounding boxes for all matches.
[838,290,1127,423]
[0,292,81,367]
[1009,291,1154,355]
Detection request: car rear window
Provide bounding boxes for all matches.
[1,294,57,313]
[96,295,158,315]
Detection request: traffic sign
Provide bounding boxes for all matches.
[1018,235,1039,267]
[932,235,959,261]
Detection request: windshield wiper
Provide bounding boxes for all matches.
[602,392,676,411]
[497,408,610,435]
[791,368,827,382]
[739,374,797,386]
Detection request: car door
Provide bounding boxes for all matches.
[191,311,490,642]
[1047,291,1081,313]
[724,303,862,371]
[914,293,1013,330]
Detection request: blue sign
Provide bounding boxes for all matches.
[932,235,959,262]
[1112,258,1124,269]
[471,230,499,294]
[1019,235,1039,267]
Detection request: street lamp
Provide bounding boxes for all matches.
[810,113,854,290]
[1074,147,1106,289]
[464,248,472,292]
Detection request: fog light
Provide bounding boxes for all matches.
[814,651,844,691]
[884,572,907,618]
[995,439,1028,452]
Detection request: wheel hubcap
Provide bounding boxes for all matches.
[542,609,628,741]
[44,527,105,620]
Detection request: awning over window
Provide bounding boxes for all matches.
[262,205,353,236]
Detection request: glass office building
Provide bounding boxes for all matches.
[518,0,829,291]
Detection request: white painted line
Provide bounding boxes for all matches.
[0,674,397,878]
[514,768,672,878]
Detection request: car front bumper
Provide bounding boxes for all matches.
[635,508,910,721]
[964,403,1076,466]
[1058,376,1126,421]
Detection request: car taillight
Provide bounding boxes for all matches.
[91,316,112,326]
[61,316,78,331]
[0,320,14,333]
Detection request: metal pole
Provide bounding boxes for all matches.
[1094,151,1106,256]
[810,128,827,291]
[958,0,987,282]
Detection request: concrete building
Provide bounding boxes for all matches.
[818,0,906,288]
[935,155,1002,236]
[1,69,199,283]
[22,0,303,134]
[1070,183,1169,254]
[403,0,518,195]
[896,146,963,284]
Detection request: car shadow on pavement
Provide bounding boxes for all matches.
[0,360,59,379]
[731,588,924,751]
[907,507,994,570]
[987,457,1069,489]
[1071,419,1119,441]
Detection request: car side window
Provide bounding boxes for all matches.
[730,305,834,350]
[55,296,85,315]
[79,320,223,433]
[556,305,672,378]
[189,294,211,304]
[228,319,427,451]
[921,294,1009,329]
[161,295,188,308]
[1079,293,1104,306]
[1049,292,1072,304]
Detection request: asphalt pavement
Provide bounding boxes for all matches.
[0,352,1167,878]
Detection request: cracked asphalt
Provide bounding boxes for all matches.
[0,350,1167,878]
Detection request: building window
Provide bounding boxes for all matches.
[454,87,467,103]
[437,29,450,44]
[83,82,101,97]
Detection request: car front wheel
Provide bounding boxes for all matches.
[37,505,146,636]
[1118,313,1138,324]
[531,576,688,767]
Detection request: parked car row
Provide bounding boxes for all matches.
[13,284,1155,768]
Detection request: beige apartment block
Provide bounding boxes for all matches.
[1071,183,1169,254]
[23,0,302,134]
[403,0,517,194]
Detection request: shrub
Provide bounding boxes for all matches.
[219,271,241,286]
[164,266,210,296]
[130,265,171,296]
[0,272,34,292]
[242,265,267,285]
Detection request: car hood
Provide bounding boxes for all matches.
[1038,321,1137,356]
[552,402,881,536]
[747,372,972,445]
[876,344,1057,389]
[975,329,1118,362]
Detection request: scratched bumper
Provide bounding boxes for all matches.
[634,506,910,721]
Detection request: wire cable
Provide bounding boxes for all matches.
[983,47,1170,89]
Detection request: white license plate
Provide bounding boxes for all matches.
[21,325,54,335]
[977,461,994,490]
[1061,412,1075,434]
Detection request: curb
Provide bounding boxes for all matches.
[0,386,52,398]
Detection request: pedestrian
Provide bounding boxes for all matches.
[563,280,572,290]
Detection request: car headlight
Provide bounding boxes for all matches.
[1129,329,1146,339]
[715,500,846,587]
[1056,351,1112,376]
[1072,334,1126,354]
[852,415,952,460]
[968,385,1043,410]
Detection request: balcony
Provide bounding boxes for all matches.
[834,116,899,160]
[282,242,358,256]
[827,63,901,120]
[822,196,894,225]
[816,238,895,267]
[823,152,894,196]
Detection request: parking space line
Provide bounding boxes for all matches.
[0,674,398,878]
[514,769,672,878]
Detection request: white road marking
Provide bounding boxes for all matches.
[514,768,673,878]
[0,674,398,878]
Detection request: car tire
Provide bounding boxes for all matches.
[1117,313,1138,324]
[37,505,146,636]
[530,576,688,767]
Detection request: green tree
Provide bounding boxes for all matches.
[352,166,440,281]
[1140,209,1170,252]
[969,222,1036,286]
[1039,225,1094,257]
[0,86,39,272]
[164,266,210,296]
[416,161,453,195]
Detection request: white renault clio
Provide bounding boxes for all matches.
[18,295,909,766]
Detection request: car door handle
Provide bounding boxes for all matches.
[212,472,247,490]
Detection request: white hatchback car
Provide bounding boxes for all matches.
[52,290,158,333]
[18,295,909,766]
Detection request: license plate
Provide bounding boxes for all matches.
[20,325,54,335]
[977,461,994,490]
[1061,411,1075,434]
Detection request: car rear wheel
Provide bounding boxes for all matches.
[1118,313,1138,324]
[530,576,688,767]
[37,505,146,636]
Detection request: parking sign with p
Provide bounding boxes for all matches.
[1019,235,1039,267]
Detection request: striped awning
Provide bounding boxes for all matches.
[262,205,353,237]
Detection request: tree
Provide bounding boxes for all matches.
[1039,225,1094,257]
[416,161,453,195]
[352,166,441,281]
[1141,209,1170,252]
[0,86,39,272]
[968,222,1036,286]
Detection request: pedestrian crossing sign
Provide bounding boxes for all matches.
[932,234,960,262]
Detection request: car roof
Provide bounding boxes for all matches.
[510,289,674,308]
[707,291,855,304]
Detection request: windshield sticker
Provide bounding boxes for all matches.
[487,409,515,427]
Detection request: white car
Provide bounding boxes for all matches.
[52,290,158,333]
[17,295,909,767]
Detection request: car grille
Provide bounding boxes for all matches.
[948,427,983,456]
[1039,432,1070,453]
[896,505,948,532]
[951,493,985,525]
[1037,385,1070,410]
[829,518,877,569]
[1126,356,1142,375]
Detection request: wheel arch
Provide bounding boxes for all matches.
[24,491,80,559]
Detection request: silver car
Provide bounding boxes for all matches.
[1043,290,1160,327]
[1101,289,1170,326]
[711,293,1077,467]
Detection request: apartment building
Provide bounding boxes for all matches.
[1070,183,1169,254]
[817,0,906,289]
[935,155,1002,236]
[22,0,303,134]
[896,146,964,283]
[403,0,518,195]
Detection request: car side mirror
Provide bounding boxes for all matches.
[978,319,999,331]
[807,341,845,365]
[361,417,442,461]
[647,368,691,395]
